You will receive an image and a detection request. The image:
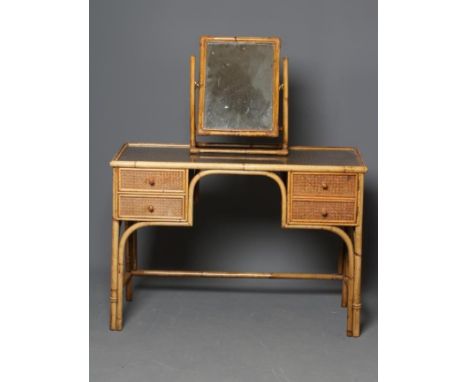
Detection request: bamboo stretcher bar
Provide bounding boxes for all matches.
[131,269,344,280]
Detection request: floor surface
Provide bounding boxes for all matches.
[90,273,377,382]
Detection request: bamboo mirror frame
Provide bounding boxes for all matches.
[190,36,289,155]
[197,36,280,137]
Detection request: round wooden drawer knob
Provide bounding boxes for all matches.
[148,205,154,213]
[321,208,328,217]
[321,182,328,190]
[148,179,155,186]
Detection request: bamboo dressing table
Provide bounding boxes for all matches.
[109,36,368,336]
[110,144,367,336]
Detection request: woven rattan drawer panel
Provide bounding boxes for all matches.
[119,169,187,193]
[289,199,356,224]
[118,195,186,220]
[291,173,356,198]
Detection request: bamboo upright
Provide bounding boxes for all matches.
[109,219,119,330]
[352,173,365,337]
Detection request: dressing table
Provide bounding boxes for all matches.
[109,36,367,336]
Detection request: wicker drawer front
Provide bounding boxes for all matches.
[291,173,356,198]
[289,199,356,224]
[119,169,186,193]
[118,195,186,220]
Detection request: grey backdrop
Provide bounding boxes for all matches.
[90,0,377,380]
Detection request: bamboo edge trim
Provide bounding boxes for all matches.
[110,143,368,172]
[111,143,128,161]
[124,143,361,151]
[110,161,367,173]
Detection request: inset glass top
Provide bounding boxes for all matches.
[111,144,367,173]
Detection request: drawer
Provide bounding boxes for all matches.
[118,194,186,221]
[119,169,187,193]
[290,172,356,198]
[288,199,356,224]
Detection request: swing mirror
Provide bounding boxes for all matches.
[197,36,280,137]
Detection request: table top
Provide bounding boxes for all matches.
[110,143,367,173]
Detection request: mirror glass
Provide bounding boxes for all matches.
[201,41,277,134]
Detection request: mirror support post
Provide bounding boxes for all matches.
[189,55,197,153]
[282,57,289,152]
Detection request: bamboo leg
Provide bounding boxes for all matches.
[131,228,137,292]
[346,246,355,337]
[352,226,363,337]
[339,241,348,308]
[125,222,136,302]
[351,173,365,337]
[115,224,130,330]
[109,219,120,330]
[124,222,131,301]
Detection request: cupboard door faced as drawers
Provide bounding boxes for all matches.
[289,199,356,224]
[118,195,186,221]
[291,173,356,198]
[119,169,187,193]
